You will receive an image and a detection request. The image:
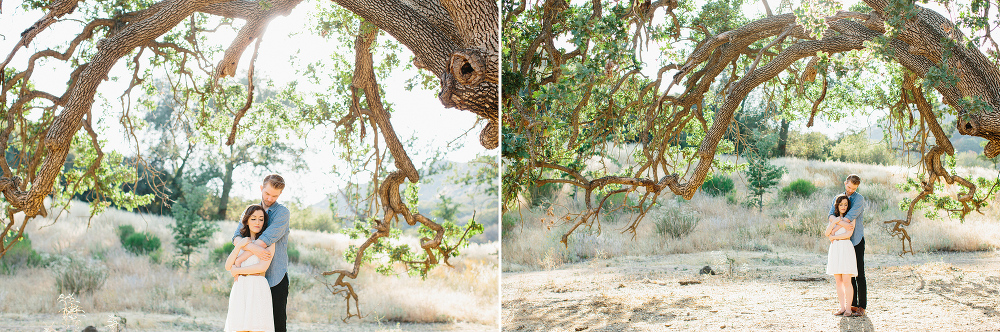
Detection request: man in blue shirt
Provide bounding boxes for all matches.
[233,174,290,332]
[829,174,866,317]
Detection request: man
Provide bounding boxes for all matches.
[828,174,866,317]
[233,174,290,332]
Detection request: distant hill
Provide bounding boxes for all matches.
[310,160,498,242]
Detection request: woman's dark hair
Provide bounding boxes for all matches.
[240,205,269,239]
[833,194,852,217]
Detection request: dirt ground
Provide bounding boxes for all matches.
[0,312,497,331]
[502,250,1000,331]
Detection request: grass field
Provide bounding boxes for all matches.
[503,156,1000,271]
[0,202,498,331]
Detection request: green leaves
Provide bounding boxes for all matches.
[793,0,842,39]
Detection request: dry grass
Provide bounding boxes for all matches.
[0,201,498,328]
[504,157,1000,271]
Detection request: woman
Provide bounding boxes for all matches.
[224,205,276,332]
[825,194,858,317]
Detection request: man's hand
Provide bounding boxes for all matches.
[246,242,273,261]
[230,269,241,280]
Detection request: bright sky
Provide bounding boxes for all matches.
[1,2,488,204]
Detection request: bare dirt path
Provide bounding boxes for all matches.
[502,250,1000,331]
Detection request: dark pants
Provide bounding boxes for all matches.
[271,273,289,332]
[851,238,867,309]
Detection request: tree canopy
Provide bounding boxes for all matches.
[502,0,1000,253]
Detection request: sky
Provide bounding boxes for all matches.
[0,2,489,204]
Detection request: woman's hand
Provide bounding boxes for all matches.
[230,269,241,281]
[235,237,250,249]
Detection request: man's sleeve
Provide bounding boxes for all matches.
[258,206,289,246]
[845,195,865,221]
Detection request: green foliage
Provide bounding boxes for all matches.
[781,179,817,199]
[431,194,459,222]
[701,176,735,197]
[287,243,300,264]
[1,230,43,273]
[51,255,107,296]
[829,132,896,165]
[116,225,136,243]
[169,181,217,270]
[122,232,161,256]
[288,202,340,233]
[211,242,236,263]
[342,215,484,279]
[743,131,787,211]
[787,131,833,160]
[899,175,997,221]
[654,207,700,238]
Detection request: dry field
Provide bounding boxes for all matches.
[502,157,1000,330]
[0,202,499,331]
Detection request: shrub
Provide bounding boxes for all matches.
[116,224,135,242]
[1,231,42,273]
[123,232,161,255]
[781,179,817,199]
[654,207,700,238]
[702,176,735,197]
[51,255,107,295]
[287,244,300,264]
[211,242,236,262]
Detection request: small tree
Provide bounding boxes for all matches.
[170,182,217,270]
[742,131,786,212]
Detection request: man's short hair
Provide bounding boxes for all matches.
[846,174,861,185]
[263,174,285,190]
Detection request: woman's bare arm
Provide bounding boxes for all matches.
[231,245,276,275]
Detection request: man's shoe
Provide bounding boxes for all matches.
[851,307,865,317]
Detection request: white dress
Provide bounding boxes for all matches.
[225,252,274,332]
[826,227,858,277]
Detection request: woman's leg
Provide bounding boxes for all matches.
[834,275,846,314]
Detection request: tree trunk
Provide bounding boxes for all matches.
[218,160,235,220]
[777,119,789,157]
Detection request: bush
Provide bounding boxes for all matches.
[781,179,817,199]
[702,176,735,197]
[51,255,107,295]
[211,242,236,262]
[287,244,300,264]
[116,224,135,242]
[123,232,161,255]
[1,231,42,273]
[654,207,700,238]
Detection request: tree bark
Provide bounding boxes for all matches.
[777,118,789,156]
[218,159,235,220]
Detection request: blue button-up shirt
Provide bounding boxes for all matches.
[829,192,865,246]
[233,202,290,287]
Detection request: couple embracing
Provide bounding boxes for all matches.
[223,174,291,332]
[824,174,868,318]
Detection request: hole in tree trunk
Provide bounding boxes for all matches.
[461,63,474,75]
[966,122,974,130]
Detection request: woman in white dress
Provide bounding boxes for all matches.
[224,205,276,332]
[825,194,858,317]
